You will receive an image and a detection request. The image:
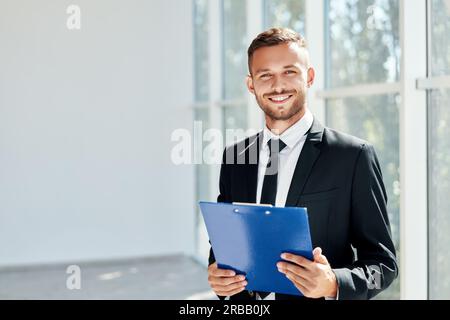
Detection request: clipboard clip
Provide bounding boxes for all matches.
[232,202,273,215]
[232,202,273,207]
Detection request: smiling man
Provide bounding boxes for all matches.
[207,28,398,300]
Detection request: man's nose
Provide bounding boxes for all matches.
[271,75,286,93]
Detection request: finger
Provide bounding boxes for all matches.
[209,274,245,286]
[316,253,329,265]
[313,247,322,257]
[210,267,236,277]
[277,261,309,278]
[281,253,314,270]
[313,247,329,265]
[284,270,313,289]
[212,280,247,293]
[210,265,236,277]
[294,281,310,297]
[215,281,247,296]
[216,285,246,297]
[285,273,310,296]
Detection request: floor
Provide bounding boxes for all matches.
[0,255,217,300]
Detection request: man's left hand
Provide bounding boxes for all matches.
[277,247,338,299]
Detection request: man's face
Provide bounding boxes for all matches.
[247,42,314,121]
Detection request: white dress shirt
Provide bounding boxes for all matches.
[251,109,337,301]
[254,109,313,301]
[256,109,314,207]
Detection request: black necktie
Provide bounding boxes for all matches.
[256,138,287,300]
[260,139,287,206]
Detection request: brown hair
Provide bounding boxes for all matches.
[247,27,307,74]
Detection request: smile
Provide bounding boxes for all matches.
[268,95,293,104]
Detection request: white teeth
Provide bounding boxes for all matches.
[271,96,290,102]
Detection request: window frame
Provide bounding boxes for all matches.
[316,0,429,299]
[419,0,450,299]
[191,0,265,265]
[191,0,447,299]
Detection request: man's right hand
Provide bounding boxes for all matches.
[207,262,247,297]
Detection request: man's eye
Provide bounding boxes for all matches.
[285,70,296,74]
[260,74,271,79]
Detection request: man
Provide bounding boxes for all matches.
[207,28,398,300]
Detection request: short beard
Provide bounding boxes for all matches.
[255,91,305,121]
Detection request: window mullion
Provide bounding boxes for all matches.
[399,0,428,300]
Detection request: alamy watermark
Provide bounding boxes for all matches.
[366,265,382,290]
[171,121,283,174]
[66,265,81,290]
[66,5,81,30]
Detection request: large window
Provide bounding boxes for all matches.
[193,0,213,262]
[428,0,450,299]
[327,0,400,87]
[223,0,248,101]
[324,0,401,299]
[264,0,305,33]
[193,0,308,262]
[193,0,211,211]
[193,0,450,299]
[222,0,249,138]
[430,0,450,76]
[193,0,252,262]
[194,0,209,102]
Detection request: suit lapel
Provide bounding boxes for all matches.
[243,132,262,203]
[285,118,325,207]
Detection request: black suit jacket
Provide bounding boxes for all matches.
[208,118,398,300]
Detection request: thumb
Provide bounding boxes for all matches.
[313,247,329,265]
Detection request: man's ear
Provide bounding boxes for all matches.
[306,67,315,88]
[246,75,255,95]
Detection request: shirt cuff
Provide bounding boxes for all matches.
[325,281,339,300]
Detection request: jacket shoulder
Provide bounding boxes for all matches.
[323,127,371,152]
[223,132,260,159]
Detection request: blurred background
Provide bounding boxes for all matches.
[0,0,448,299]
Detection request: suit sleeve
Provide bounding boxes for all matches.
[332,144,398,300]
[208,148,230,300]
[209,148,231,266]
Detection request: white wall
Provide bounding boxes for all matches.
[0,0,195,267]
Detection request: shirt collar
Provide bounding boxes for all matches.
[262,108,314,150]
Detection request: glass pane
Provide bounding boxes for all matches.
[326,0,400,87]
[264,0,306,34]
[430,0,450,76]
[194,107,213,259]
[194,0,209,102]
[223,0,248,100]
[194,108,212,204]
[222,104,248,146]
[429,89,450,299]
[326,94,400,299]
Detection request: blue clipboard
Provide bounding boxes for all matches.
[199,201,313,296]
